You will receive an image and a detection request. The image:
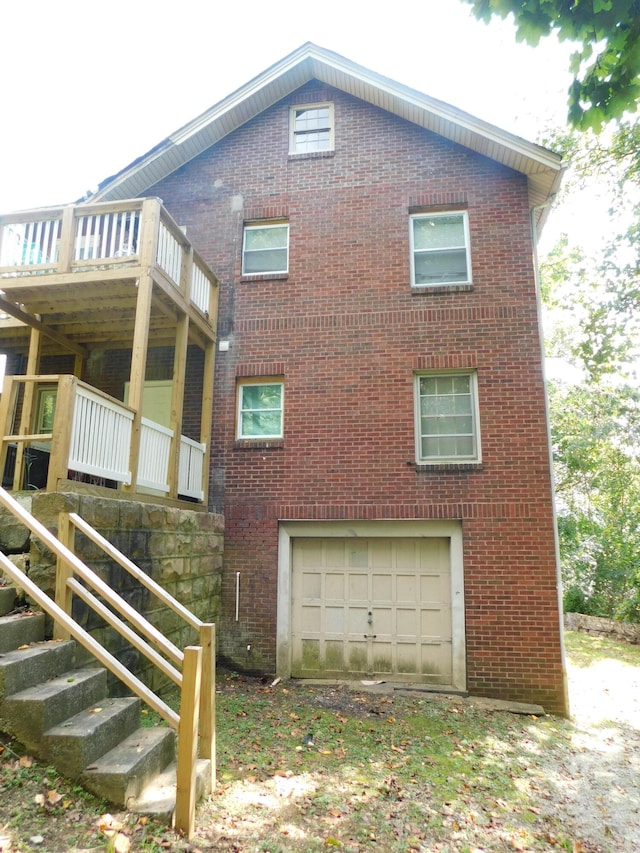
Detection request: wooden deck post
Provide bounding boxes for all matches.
[199,339,215,506]
[198,623,216,791]
[47,375,76,492]
[168,312,189,499]
[0,376,18,488]
[123,273,153,493]
[175,645,202,839]
[54,511,75,640]
[14,329,42,489]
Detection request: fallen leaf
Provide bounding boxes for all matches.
[88,707,103,714]
[19,756,33,768]
[113,833,131,853]
[47,789,63,805]
[17,644,29,651]
[34,794,45,806]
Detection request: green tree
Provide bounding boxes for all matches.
[462,0,640,129]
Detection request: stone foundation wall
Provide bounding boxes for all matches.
[1,491,223,693]
[564,612,640,644]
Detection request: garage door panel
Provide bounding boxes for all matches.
[396,607,418,636]
[301,571,321,599]
[291,536,454,684]
[325,540,346,567]
[348,573,368,600]
[348,541,368,568]
[371,573,392,600]
[325,573,345,600]
[396,574,418,602]
[348,641,368,672]
[370,540,392,568]
[372,642,393,674]
[325,606,345,633]
[302,605,322,633]
[348,606,369,633]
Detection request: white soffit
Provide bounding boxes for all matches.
[91,43,563,218]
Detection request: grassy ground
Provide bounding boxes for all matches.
[1,631,638,852]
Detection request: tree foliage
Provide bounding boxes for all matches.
[541,121,640,620]
[462,0,640,130]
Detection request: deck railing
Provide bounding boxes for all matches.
[0,198,216,318]
[0,375,206,501]
[0,486,215,838]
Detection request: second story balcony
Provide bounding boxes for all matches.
[0,198,219,505]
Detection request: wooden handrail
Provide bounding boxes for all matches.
[0,485,215,837]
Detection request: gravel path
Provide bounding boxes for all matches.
[543,654,640,852]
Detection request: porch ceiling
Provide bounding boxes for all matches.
[0,273,207,356]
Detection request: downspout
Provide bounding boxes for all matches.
[531,198,571,717]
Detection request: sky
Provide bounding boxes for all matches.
[1,0,577,228]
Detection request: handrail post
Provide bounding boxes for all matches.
[0,375,18,486]
[175,645,202,839]
[54,511,74,640]
[47,375,76,492]
[56,205,75,273]
[198,623,216,791]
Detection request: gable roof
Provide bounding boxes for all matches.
[90,42,563,227]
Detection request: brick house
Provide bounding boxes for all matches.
[91,43,568,714]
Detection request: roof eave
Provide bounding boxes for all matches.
[90,42,563,222]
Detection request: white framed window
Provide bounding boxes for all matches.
[237,379,284,439]
[289,103,334,154]
[35,386,57,433]
[242,222,289,275]
[410,211,471,287]
[414,372,480,463]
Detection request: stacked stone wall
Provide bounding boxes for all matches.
[1,491,223,693]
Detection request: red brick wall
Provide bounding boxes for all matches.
[148,82,568,714]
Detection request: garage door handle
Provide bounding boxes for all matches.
[364,634,377,639]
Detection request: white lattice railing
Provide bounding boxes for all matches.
[0,218,62,267]
[137,418,173,493]
[70,386,134,484]
[74,209,140,261]
[0,200,216,319]
[191,261,210,315]
[156,221,183,287]
[179,435,206,501]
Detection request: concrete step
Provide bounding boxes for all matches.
[0,586,17,617]
[80,726,176,805]
[43,696,141,779]
[0,611,45,653]
[130,758,213,822]
[1,668,107,753]
[0,638,76,700]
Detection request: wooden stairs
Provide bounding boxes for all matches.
[0,587,211,820]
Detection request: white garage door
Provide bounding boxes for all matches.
[291,536,453,684]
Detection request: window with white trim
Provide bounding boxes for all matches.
[242,222,289,275]
[410,211,471,286]
[289,103,334,154]
[237,380,284,439]
[415,372,480,462]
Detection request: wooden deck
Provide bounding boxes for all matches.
[0,199,218,504]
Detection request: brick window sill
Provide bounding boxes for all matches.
[288,151,335,162]
[234,439,285,451]
[411,462,483,473]
[411,284,474,295]
[240,274,289,283]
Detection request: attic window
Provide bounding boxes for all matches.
[289,104,334,154]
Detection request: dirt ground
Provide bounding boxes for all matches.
[538,650,640,852]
